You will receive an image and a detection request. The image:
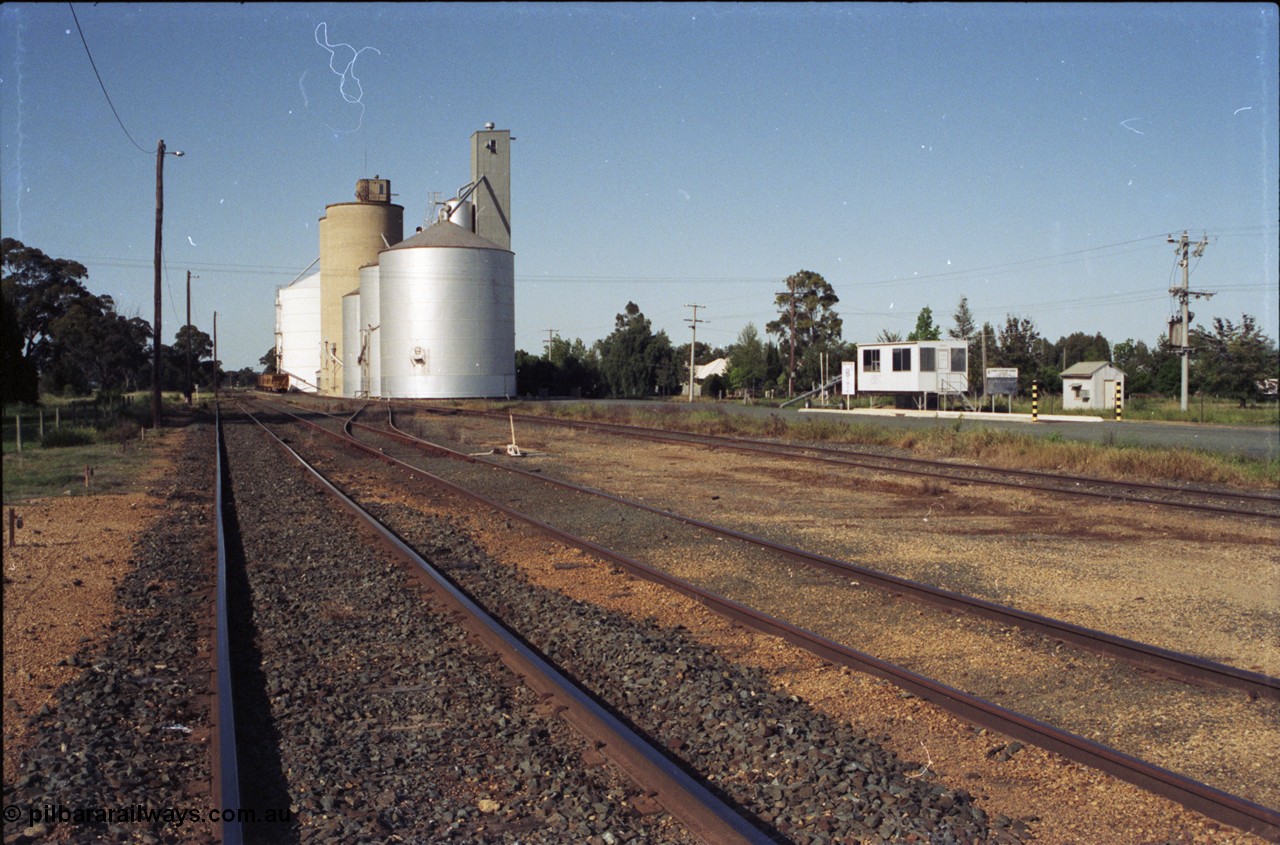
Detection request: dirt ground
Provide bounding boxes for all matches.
[2,429,187,785]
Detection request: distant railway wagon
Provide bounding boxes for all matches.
[257,373,290,392]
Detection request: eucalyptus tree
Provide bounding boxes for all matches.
[766,270,842,396]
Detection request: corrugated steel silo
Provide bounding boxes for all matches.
[378,220,515,398]
[318,178,403,395]
[341,291,361,397]
[276,272,321,393]
[358,263,381,397]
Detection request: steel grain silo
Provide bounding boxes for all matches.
[378,220,515,398]
[341,291,361,397]
[358,263,381,397]
[275,272,321,393]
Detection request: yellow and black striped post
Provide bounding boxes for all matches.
[1031,381,1039,422]
[1115,381,1123,421]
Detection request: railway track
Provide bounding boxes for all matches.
[246,396,1280,841]
[222,400,1012,843]
[370,405,1277,701]
[213,405,243,845]
[419,406,1280,520]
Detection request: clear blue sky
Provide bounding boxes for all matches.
[3,3,1276,372]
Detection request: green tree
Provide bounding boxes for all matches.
[948,296,976,342]
[766,270,842,395]
[727,323,767,395]
[519,337,601,398]
[1055,331,1111,370]
[764,341,784,392]
[595,302,677,398]
[907,306,941,341]
[43,293,151,394]
[948,296,981,396]
[876,329,902,343]
[996,314,1044,393]
[1,281,39,407]
[549,337,601,397]
[260,346,279,374]
[1112,338,1155,393]
[1150,337,1184,396]
[3,239,158,397]
[167,324,214,392]
[2,238,92,359]
[1190,315,1278,406]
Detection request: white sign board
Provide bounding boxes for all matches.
[841,361,857,395]
[985,368,1018,396]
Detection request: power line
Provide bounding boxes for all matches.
[66,225,1279,287]
[68,3,149,155]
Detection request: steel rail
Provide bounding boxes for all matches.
[213,404,243,845]
[256,400,1280,842]
[235,404,774,845]
[357,405,1280,702]
[421,406,1280,519]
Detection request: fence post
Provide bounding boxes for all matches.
[14,413,20,453]
[1031,382,1039,422]
[39,410,44,439]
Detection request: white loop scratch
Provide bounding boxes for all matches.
[314,23,381,135]
[1234,106,1252,115]
[1120,117,1145,135]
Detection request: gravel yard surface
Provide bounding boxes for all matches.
[260,405,1012,844]
[4,400,1274,845]
[3,424,218,845]
[372,406,1278,842]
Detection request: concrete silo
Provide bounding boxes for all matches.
[318,177,403,395]
[377,220,515,398]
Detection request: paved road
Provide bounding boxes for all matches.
[552,399,1279,461]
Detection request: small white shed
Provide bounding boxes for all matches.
[842,341,968,405]
[1061,361,1125,410]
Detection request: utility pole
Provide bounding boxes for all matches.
[152,139,182,429]
[185,271,198,404]
[684,304,706,403]
[543,329,559,358]
[1167,231,1213,412]
[212,311,218,397]
[153,141,165,429]
[981,324,988,410]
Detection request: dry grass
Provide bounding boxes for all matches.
[485,401,1279,490]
